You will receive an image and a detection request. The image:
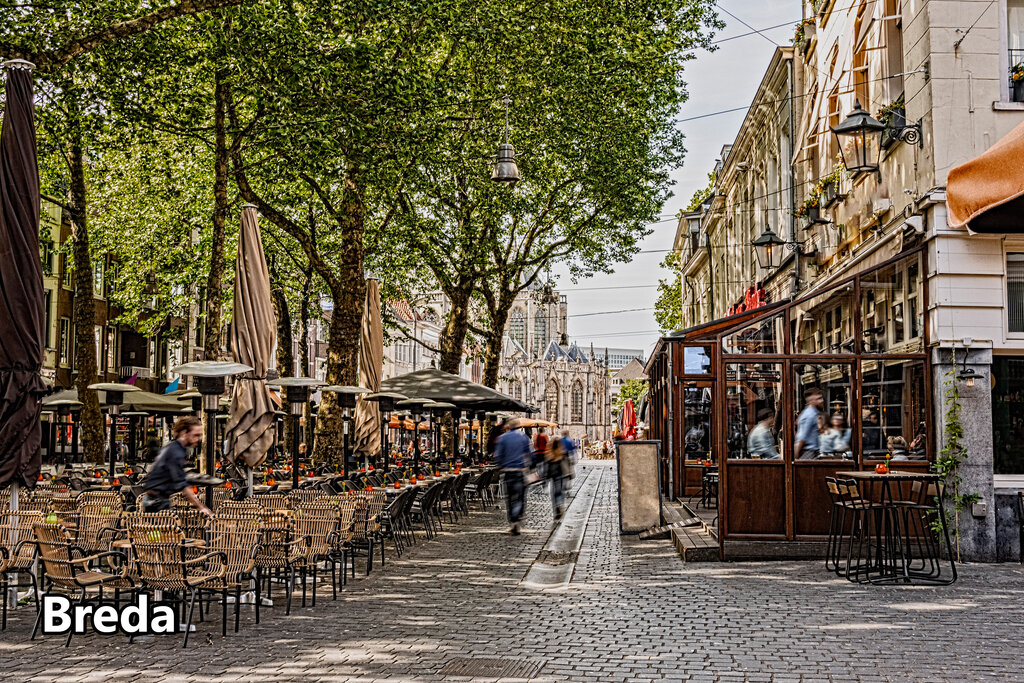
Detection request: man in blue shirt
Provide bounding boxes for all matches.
[795,388,824,460]
[141,416,213,517]
[495,420,531,535]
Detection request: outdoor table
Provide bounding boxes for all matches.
[112,538,206,550]
[834,470,956,585]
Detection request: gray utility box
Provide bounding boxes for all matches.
[616,440,663,534]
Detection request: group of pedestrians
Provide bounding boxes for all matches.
[493,421,576,535]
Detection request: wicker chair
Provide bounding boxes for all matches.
[349,490,387,576]
[253,511,305,615]
[50,495,80,527]
[253,493,289,512]
[31,521,133,647]
[288,489,324,509]
[77,491,123,512]
[175,507,210,541]
[290,502,345,605]
[73,504,122,555]
[206,514,263,632]
[128,522,225,647]
[0,511,43,630]
[217,499,263,516]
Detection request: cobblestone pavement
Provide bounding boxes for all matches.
[2,460,1023,682]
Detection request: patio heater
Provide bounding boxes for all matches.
[48,399,81,463]
[181,390,202,415]
[397,398,431,475]
[275,377,323,489]
[87,382,141,481]
[362,391,407,472]
[321,385,369,477]
[171,361,253,507]
[121,411,149,464]
[423,402,456,469]
[475,410,488,463]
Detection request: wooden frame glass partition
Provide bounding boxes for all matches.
[646,246,931,553]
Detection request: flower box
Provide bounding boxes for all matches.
[881,106,907,150]
[1013,80,1024,103]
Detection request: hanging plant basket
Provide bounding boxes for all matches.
[804,204,829,227]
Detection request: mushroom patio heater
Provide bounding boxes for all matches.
[275,377,323,489]
[423,402,457,469]
[474,410,488,463]
[87,382,140,482]
[120,411,149,464]
[321,385,369,477]
[362,391,407,472]
[180,390,202,415]
[171,361,252,507]
[48,398,82,463]
[397,398,431,475]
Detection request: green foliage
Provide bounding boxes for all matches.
[931,349,980,561]
[613,378,647,415]
[654,250,682,334]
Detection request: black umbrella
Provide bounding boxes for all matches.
[0,61,45,492]
[380,368,534,413]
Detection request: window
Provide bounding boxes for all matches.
[861,358,927,460]
[545,378,559,423]
[993,357,1024,473]
[727,363,782,460]
[509,309,525,348]
[861,252,923,351]
[94,326,102,367]
[534,312,548,357]
[852,0,870,107]
[1009,0,1024,97]
[794,362,854,461]
[43,289,52,349]
[883,0,904,102]
[59,318,70,367]
[106,326,117,371]
[571,381,584,423]
[1010,253,1024,333]
[93,260,104,297]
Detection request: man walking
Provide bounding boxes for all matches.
[140,415,213,517]
[546,429,577,520]
[495,419,531,535]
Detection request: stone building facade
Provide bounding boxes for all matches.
[672,0,1024,560]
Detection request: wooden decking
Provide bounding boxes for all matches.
[664,499,719,563]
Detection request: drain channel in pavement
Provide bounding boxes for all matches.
[519,467,603,591]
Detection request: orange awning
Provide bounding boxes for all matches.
[947,121,1024,232]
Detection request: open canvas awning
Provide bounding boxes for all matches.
[947,121,1024,233]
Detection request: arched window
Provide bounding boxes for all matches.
[571,381,584,423]
[534,312,548,356]
[545,378,559,423]
[511,381,521,401]
[509,308,525,348]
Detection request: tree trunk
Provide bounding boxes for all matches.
[269,265,294,458]
[68,128,104,464]
[299,269,314,448]
[312,178,365,466]
[481,293,514,389]
[205,67,230,360]
[438,281,474,375]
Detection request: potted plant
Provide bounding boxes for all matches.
[1012,63,1024,102]
[794,18,815,52]
[794,196,823,226]
[817,166,845,208]
[877,96,906,149]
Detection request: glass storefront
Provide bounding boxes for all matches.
[992,356,1024,474]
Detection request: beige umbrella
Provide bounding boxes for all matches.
[353,277,382,465]
[224,204,277,467]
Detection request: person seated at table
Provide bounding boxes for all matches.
[746,409,780,459]
[819,412,853,458]
[888,435,911,460]
[795,387,824,460]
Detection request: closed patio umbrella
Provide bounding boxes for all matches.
[224,204,277,470]
[353,277,382,466]
[620,399,637,441]
[0,61,46,499]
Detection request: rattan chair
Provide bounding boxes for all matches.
[253,511,304,615]
[288,489,324,509]
[291,502,341,605]
[175,507,210,541]
[128,522,225,646]
[206,514,263,632]
[0,510,43,630]
[349,490,387,576]
[31,521,133,647]
[253,493,289,512]
[73,504,122,555]
[77,490,123,512]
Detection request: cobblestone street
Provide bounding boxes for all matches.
[2,460,1022,682]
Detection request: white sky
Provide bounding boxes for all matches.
[554,1,799,361]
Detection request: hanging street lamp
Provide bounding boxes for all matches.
[751,227,787,271]
[491,95,521,184]
[830,100,886,177]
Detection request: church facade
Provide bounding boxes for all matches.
[497,287,612,442]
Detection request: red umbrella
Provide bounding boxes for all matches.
[620,399,638,441]
[0,61,46,493]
